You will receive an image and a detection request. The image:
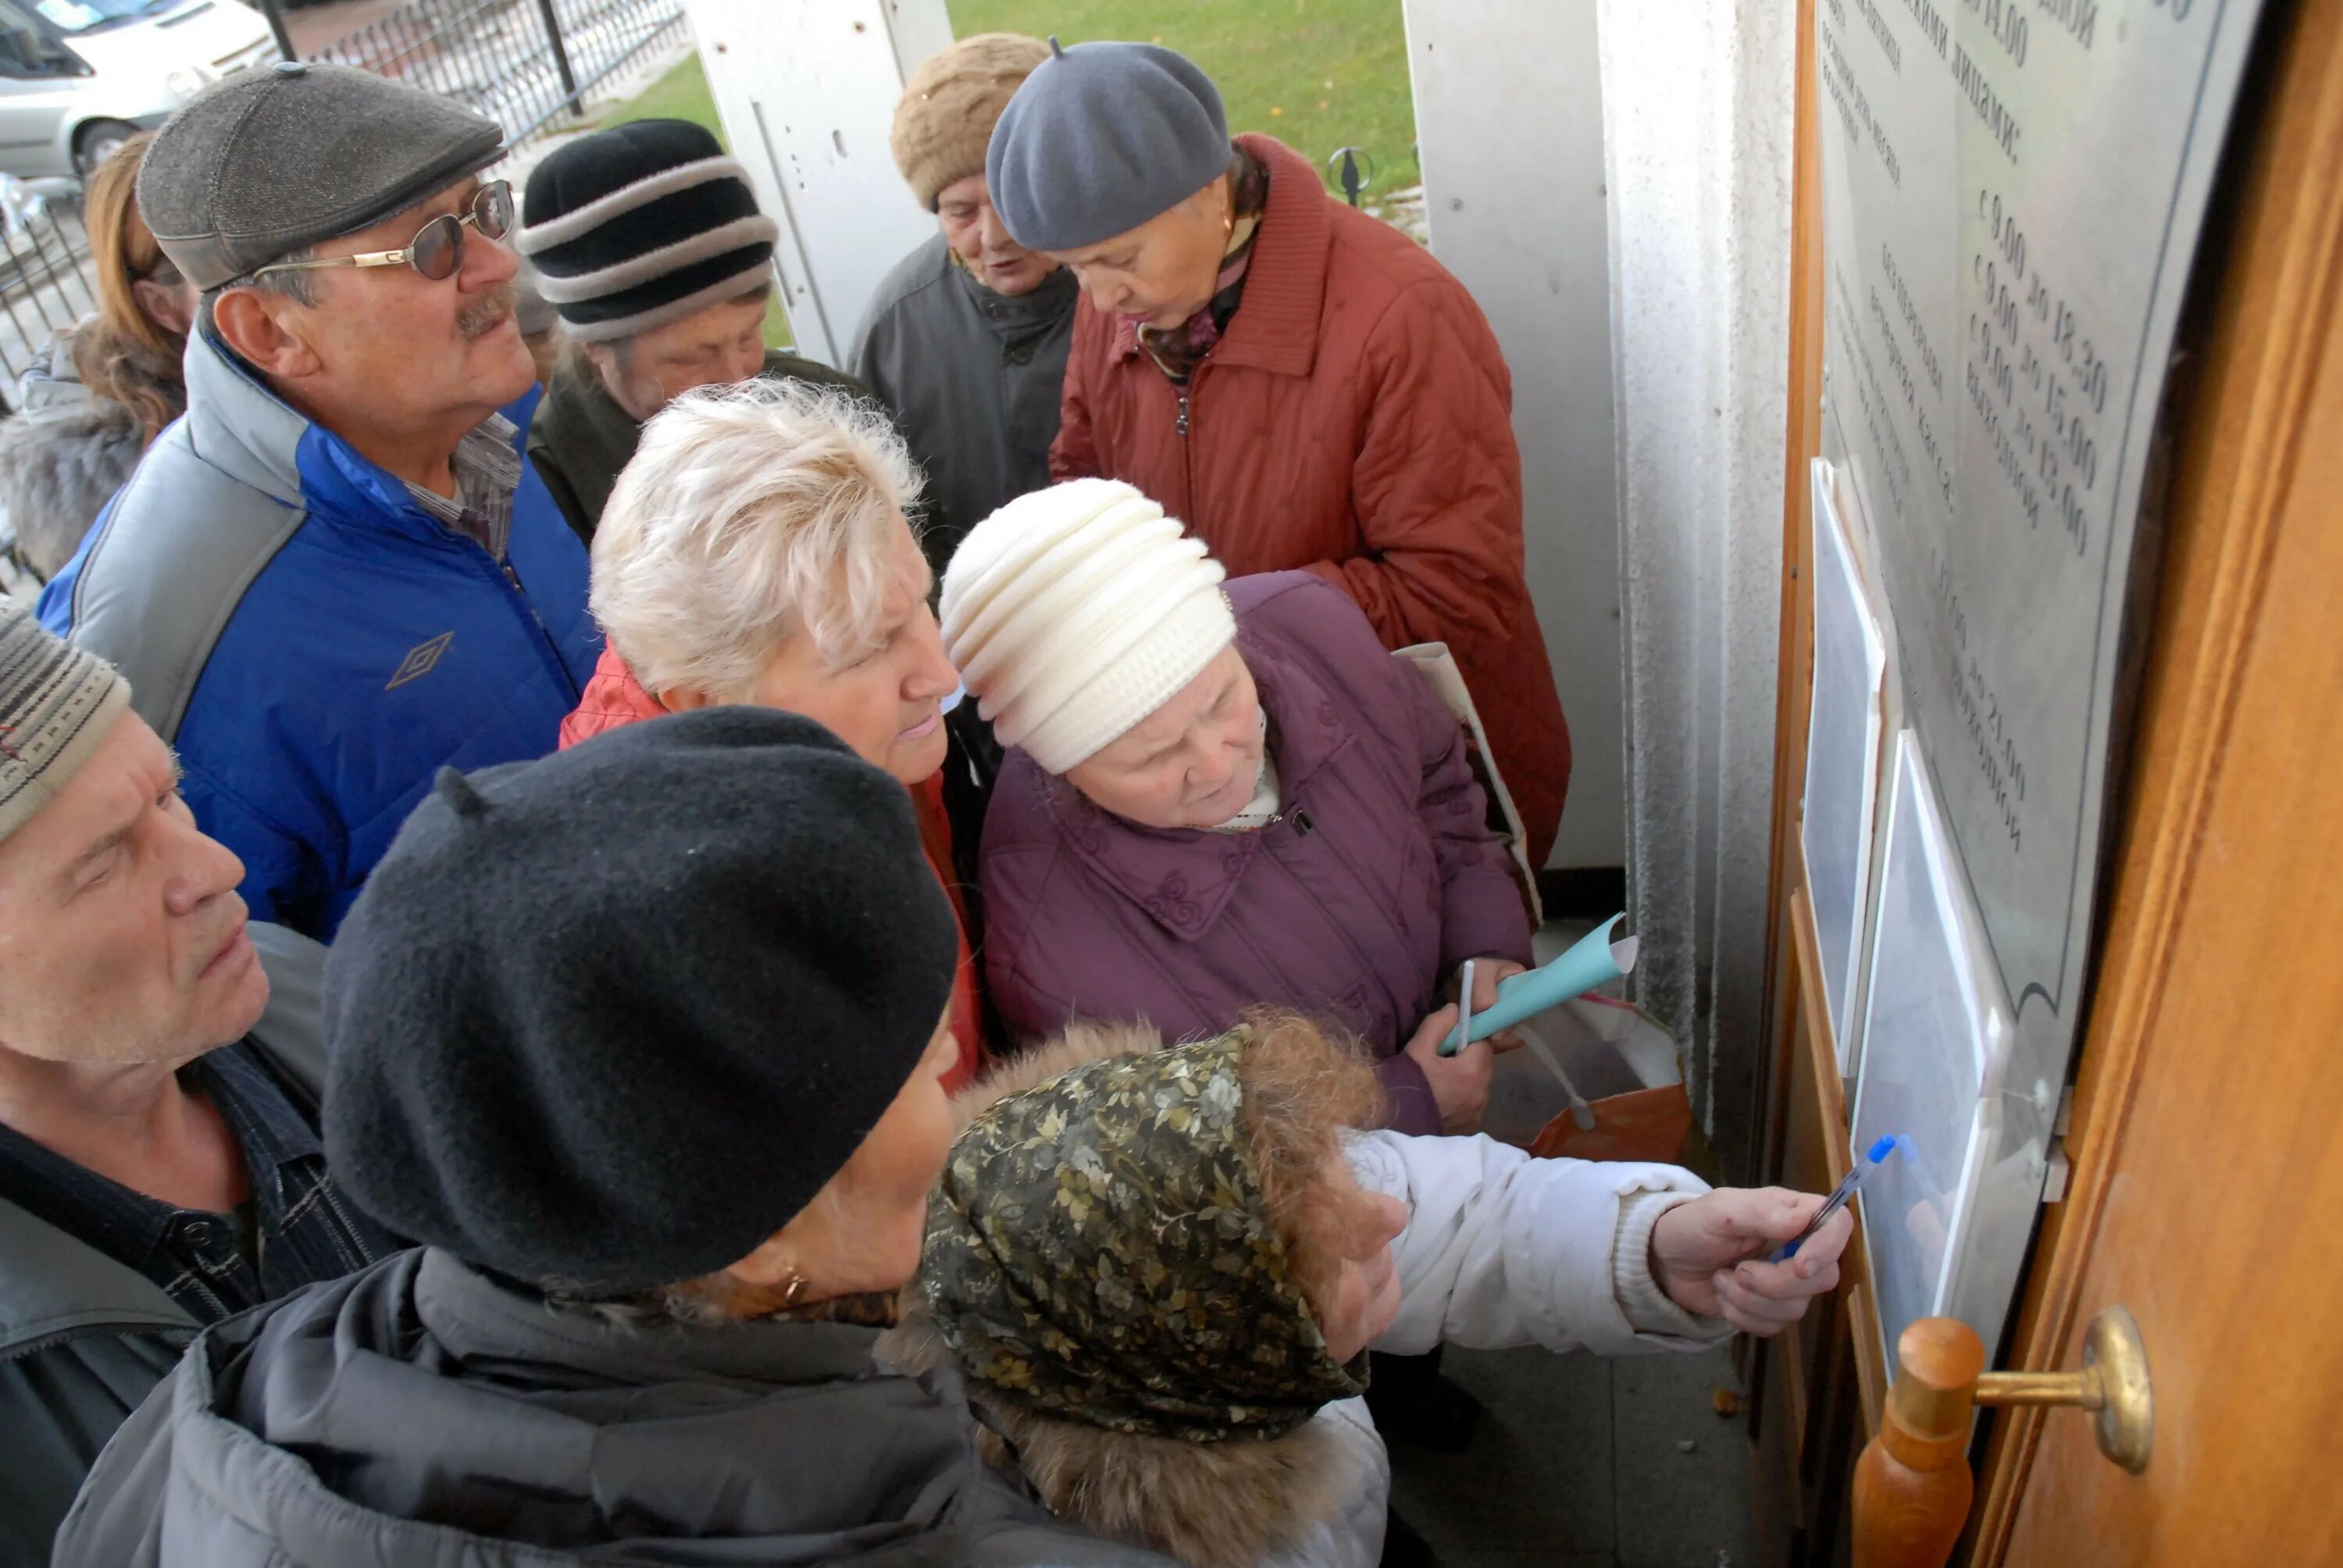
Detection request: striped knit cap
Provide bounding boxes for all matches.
[0,597,130,843]
[515,119,779,344]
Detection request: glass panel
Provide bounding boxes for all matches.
[1853,732,2011,1365]
[1802,459,1888,1071]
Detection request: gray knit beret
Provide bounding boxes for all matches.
[0,597,130,843]
[323,706,960,1295]
[986,39,1231,251]
[139,62,505,292]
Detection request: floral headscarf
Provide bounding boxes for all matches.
[918,1028,1369,1442]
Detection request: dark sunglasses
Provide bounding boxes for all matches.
[252,180,514,285]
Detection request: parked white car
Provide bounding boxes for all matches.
[0,0,274,179]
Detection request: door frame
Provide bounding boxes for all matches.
[1969,0,2343,1555]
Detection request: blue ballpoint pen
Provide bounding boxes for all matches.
[1771,1134,1904,1262]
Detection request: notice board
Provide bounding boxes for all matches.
[1813,0,2266,1344]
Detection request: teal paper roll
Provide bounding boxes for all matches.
[1440,913,1639,1054]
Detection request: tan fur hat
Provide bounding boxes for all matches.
[890,33,1051,211]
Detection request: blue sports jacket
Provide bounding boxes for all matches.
[41,333,600,938]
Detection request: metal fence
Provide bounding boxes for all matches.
[0,0,686,387]
[0,193,101,396]
[307,0,687,157]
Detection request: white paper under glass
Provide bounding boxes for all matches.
[1801,459,1888,1074]
[1851,732,2013,1369]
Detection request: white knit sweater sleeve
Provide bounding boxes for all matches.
[1346,1130,1735,1356]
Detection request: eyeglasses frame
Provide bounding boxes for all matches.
[246,180,515,284]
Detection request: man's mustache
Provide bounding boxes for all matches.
[458,283,519,340]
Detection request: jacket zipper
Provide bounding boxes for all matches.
[1143,332,1205,530]
[319,1182,374,1273]
[482,546,583,701]
[1175,368,1203,527]
[2,1318,194,1366]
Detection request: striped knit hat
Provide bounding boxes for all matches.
[0,597,130,843]
[515,119,779,344]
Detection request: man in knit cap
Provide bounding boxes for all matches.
[987,40,1575,867]
[517,119,865,544]
[38,62,601,943]
[853,33,1079,570]
[0,599,390,1563]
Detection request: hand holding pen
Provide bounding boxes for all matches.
[1773,1135,1905,1262]
[1645,1181,1867,1338]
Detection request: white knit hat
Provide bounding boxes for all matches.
[940,479,1235,774]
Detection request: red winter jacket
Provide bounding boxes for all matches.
[1051,134,1571,863]
[558,647,990,1091]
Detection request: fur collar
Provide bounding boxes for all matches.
[947,1017,1162,1125]
[883,1299,1352,1568]
[879,1021,1357,1567]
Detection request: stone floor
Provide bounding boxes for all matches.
[1387,1339,1758,1568]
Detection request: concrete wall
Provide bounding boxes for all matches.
[1598,0,1796,1172]
[1400,0,1624,872]
[1406,0,1799,1163]
[682,0,952,366]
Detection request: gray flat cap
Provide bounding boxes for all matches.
[985,39,1229,252]
[140,61,505,292]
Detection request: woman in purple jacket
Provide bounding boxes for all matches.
[941,479,1535,1138]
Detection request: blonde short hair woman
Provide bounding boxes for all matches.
[562,378,988,1085]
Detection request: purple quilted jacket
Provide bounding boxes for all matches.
[979,572,1535,1135]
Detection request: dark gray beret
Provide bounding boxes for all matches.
[986,39,1230,252]
[323,707,961,1296]
[139,61,505,292]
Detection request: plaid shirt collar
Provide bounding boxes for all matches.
[405,412,521,558]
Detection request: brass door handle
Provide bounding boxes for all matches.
[1852,1307,2154,1567]
[1972,1305,2153,1474]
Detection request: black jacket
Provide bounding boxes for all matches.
[57,1247,1172,1566]
[526,347,868,546]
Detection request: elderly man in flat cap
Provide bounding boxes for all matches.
[989,41,1574,868]
[516,118,865,545]
[852,33,1079,572]
[38,62,600,941]
[0,599,390,1565]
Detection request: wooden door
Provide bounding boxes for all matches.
[1967,2,2343,1559]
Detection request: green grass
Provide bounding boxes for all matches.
[606,2,1421,202]
[952,0,1420,197]
[597,53,722,142]
[593,2,1421,347]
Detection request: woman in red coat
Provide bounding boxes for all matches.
[557,378,988,1090]
[986,39,1573,864]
